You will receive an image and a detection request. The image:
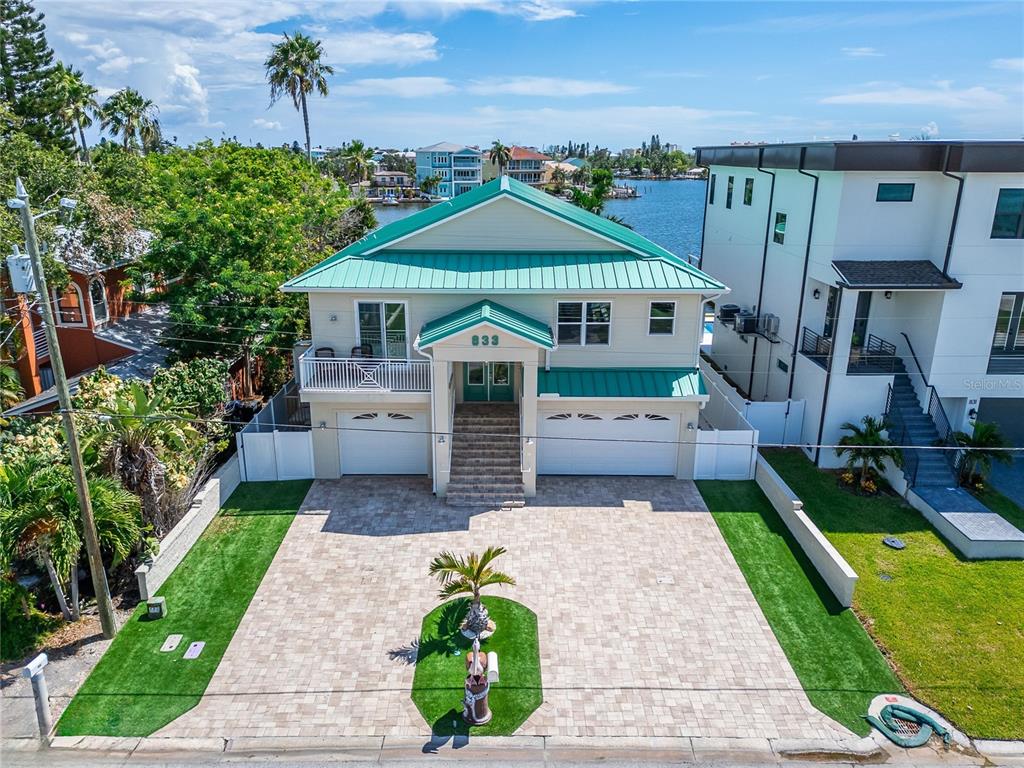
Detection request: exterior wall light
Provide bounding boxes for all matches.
[318,421,326,430]
[884,291,893,299]
[438,435,445,444]
[812,288,821,300]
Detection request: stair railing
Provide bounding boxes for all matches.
[884,383,919,487]
[899,332,962,483]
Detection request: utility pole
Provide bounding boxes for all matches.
[8,177,118,639]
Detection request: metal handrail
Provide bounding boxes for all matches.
[799,326,832,369]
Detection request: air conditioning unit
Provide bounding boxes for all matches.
[718,303,741,324]
[760,313,780,337]
[735,311,757,334]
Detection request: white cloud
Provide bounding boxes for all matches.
[252,117,283,130]
[841,46,883,58]
[821,82,1007,110]
[920,120,939,138]
[518,1,578,21]
[991,57,1024,71]
[335,77,455,98]
[467,76,631,97]
[316,30,440,67]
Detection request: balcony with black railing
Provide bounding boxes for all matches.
[847,333,899,375]
[799,326,832,371]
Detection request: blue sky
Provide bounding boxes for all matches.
[40,1,1024,151]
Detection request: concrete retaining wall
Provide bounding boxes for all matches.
[906,489,1024,560]
[135,455,241,601]
[754,455,858,607]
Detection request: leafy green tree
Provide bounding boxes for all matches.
[569,168,613,215]
[52,62,98,162]
[265,32,333,164]
[489,140,511,176]
[549,166,567,194]
[140,141,370,391]
[1,363,22,407]
[341,139,374,186]
[100,87,161,153]
[419,173,442,195]
[429,547,516,637]
[835,415,903,490]
[150,358,229,418]
[0,0,67,149]
[952,421,1011,487]
[0,457,141,621]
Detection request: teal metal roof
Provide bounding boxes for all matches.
[284,250,718,292]
[418,299,554,349]
[282,177,724,293]
[537,367,706,398]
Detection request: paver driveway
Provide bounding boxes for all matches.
[159,477,849,740]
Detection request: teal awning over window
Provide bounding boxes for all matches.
[417,299,555,349]
[537,367,706,398]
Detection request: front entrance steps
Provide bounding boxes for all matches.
[446,403,525,508]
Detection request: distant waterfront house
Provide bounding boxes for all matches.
[415,142,482,197]
[370,170,414,197]
[563,157,590,170]
[310,146,330,161]
[483,146,551,186]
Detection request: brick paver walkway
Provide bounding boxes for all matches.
[158,477,849,740]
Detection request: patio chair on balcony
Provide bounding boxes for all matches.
[351,344,374,358]
[315,346,335,358]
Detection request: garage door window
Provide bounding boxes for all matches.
[557,301,611,346]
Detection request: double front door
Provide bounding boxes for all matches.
[463,362,514,402]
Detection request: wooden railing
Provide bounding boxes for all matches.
[299,351,431,392]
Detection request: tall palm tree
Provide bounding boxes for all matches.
[429,546,516,637]
[87,382,200,533]
[835,415,903,490]
[419,173,442,196]
[0,458,140,621]
[52,63,98,163]
[489,140,512,177]
[952,421,1011,487]
[342,139,374,187]
[100,88,161,153]
[265,32,334,165]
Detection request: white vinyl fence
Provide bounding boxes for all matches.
[695,362,758,480]
[237,381,314,481]
[699,358,805,446]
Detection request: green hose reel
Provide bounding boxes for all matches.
[865,704,952,749]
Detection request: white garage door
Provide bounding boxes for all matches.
[538,411,679,475]
[338,411,429,475]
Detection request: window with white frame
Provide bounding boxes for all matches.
[557,301,611,345]
[648,301,675,335]
[89,278,109,325]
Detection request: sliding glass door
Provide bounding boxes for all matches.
[357,302,407,359]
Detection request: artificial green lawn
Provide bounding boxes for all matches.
[411,597,542,736]
[698,480,902,735]
[763,449,1024,740]
[56,480,312,736]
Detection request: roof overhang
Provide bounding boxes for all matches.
[831,259,962,290]
[414,299,555,351]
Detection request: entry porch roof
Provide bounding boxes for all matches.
[416,299,555,350]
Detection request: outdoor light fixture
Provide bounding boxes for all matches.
[884,291,893,299]
[438,435,445,444]
[329,313,337,322]
[687,422,695,431]
[318,421,326,430]
[526,437,533,445]
[812,288,821,300]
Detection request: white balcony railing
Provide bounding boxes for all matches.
[299,352,432,393]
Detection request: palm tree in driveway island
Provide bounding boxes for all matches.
[265,32,334,165]
[429,546,516,637]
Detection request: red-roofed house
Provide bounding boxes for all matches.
[483,146,551,186]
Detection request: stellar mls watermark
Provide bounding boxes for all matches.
[963,377,1024,391]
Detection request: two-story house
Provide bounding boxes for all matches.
[283,177,726,506]
[415,142,483,198]
[483,146,551,186]
[695,139,1024,536]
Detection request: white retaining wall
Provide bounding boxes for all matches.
[135,454,242,601]
[754,454,859,607]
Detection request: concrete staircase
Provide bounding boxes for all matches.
[446,403,525,508]
[886,362,959,489]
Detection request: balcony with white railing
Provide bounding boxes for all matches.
[298,348,432,393]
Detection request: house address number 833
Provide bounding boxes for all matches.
[471,334,500,346]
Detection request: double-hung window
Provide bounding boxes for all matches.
[991,188,1024,239]
[648,301,676,335]
[557,301,611,345]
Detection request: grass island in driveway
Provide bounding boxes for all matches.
[762,449,1024,741]
[56,480,312,737]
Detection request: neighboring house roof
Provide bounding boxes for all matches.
[831,260,962,290]
[416,142,480,154]
[4,305,170,416]
[537,367,706,398]
[416,299,555,349]
[54,225,153,274]
[563,158,589,169]
[282,177,725,293]
[508,146,551,161]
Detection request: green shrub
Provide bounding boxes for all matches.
[1,578,60,661]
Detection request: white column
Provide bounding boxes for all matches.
[521,362,538,497]
[431,360,451,496]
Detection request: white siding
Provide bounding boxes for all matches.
[386,196,623,252]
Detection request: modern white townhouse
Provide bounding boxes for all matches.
[695,140,1024,554]
[282,177,725,506]
[414,142,483,198]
